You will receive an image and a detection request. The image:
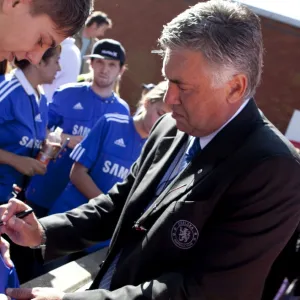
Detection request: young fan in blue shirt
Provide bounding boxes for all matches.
[26,39,130,217]
[49,81,171,215]
[0,47,61,203]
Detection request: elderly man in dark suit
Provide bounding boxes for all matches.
[1,0,300,299]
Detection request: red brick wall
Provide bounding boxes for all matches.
[257,18,300,132]
[94,0,300,132]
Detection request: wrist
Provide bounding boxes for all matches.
[0,150,19,168]
[30,223,47,248]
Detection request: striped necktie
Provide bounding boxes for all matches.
[179,137,201,172]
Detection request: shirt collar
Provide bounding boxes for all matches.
[199,99,250,149]
[13,68,44,104]
[89,85,116,103]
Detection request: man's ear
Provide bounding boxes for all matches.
[89,59,95,70]
[225,73,247,104]
[119,65,126,77]
[36,60,46,69]
[15,0,32,5]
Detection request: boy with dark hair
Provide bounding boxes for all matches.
[0,0,93,64]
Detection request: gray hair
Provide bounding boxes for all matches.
[158,0,264,99]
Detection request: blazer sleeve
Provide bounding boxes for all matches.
[39,158,140,261]
[39,115,168,261]
[62,156,300,300]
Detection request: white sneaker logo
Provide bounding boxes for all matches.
[35,114,42,122]
[114,138,126,148]
[73,102,84,110]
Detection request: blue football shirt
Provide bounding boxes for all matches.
[49,113,146,214]
[26,83,130,209]
[0,69,48,202]
[0,255,19,295]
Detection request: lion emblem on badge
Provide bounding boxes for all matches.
[171,220,199,249]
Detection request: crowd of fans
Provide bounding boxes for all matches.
[0,10,169,282]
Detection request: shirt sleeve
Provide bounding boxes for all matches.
[47,90,64,129]
[0,95,13,124]
[69,116,107,169]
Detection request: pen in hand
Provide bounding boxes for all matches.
[0,209,34,226]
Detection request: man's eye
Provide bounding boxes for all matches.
[179,86,188,91]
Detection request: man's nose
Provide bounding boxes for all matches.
[101,64,109,73]
[25,49,47,65]
[164,85,180,105]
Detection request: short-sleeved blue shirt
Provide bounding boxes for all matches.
[0,69,48,202]
[49,113,146,214]
[26,83,130,209]
[0,255,19,295]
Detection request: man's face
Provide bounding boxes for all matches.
[142,100,172,134]
[90,23,109,38]
[0,1,65,64]
[91,58,123,90]
[162,48,244,137]
[39,51,61,84]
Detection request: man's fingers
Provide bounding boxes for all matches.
[0,237,12,268]
[7,216,29,233]
[33,161,47,175]
[1,200,18,223]
[0,204,8,220]
[6,288,33,299]
[1,198,30,223]
[1,199,29,223]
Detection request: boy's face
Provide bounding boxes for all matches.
[0,0,64,64]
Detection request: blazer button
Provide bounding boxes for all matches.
[197,169,203,174]
[99,260,104,268]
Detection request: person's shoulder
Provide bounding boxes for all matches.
[246,119,300,162]
[0,72,23,103]
[55,82,90,95]
[52,83,90,107]
[103,113,131,125]
[152,113,177,134]
[115,96,128,106]
[61,38,80,57]
[0,72,19,86]
[114,95,130,112]
[91,114,131,140]
[141,113,177,148]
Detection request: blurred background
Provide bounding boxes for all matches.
[94,0,300,138]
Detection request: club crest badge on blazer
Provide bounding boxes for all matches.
[171,220,199,249]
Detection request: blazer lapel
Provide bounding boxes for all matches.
[135,99,264,226]
[105,127,187,254]
[123,129,187,216]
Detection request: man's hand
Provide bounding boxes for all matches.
[0,199,44,247]
[61,134,83,149]
[6,287,64,300]
[68,136,83,149]
[0,237,13,268]
[10,156,47,176]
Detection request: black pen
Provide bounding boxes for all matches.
[0,209,34,226]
